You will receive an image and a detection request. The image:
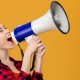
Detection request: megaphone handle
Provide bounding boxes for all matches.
[25,35,34,43]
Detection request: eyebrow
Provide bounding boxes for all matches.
[0,28,2,30]
[3,25,6,28]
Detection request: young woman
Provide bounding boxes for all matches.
[0,24,46,80]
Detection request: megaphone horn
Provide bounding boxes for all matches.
[50,1,70,34]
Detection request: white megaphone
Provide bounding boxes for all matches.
[11,1,70,44]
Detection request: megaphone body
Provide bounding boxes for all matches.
[11,1,70,44]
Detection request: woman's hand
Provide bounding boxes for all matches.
[21,36,43,74]
[25,36,43,56]
[35,43,46,59]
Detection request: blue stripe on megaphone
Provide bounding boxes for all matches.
[14,22,35,42]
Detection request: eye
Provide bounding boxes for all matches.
[4,27,7,29]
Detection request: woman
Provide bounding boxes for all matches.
[0,24,46,80]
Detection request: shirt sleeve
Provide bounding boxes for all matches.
[17,70,32,80]
[32,71,43,80]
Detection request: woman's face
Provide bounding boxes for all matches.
[0,24,14,50]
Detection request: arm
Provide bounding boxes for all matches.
[32,43,46,80]
[35,46,46,73]
[21,52,32,74]
[19,36,42,80]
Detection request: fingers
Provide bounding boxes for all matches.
[36,39,41,44]
[36,45,46,56]
[39,45,46,51]
[32,36,41,44]
[32,35,41,41]
[41,48,46,55]
[37,43,43,48]
[37,45,44,51]
[31,35,46,51]
[37,44,46,53]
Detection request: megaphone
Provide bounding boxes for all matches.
[11,1,70,44]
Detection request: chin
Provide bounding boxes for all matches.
[9,45,15,49]
[7,41,15,49]
[5,44,15,50]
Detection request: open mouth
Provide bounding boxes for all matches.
[7,36,13,42]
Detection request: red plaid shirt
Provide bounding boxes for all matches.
[0,57,43,80]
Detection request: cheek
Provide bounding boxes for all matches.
[0,40,6,48]
[0,37,7,49]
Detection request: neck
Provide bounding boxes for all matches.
[0,49,10,64]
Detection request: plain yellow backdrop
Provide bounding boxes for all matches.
[0,0,80,80]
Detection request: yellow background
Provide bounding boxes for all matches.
[0,0,80,80]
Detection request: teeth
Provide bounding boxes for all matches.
[8,35,11,39]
